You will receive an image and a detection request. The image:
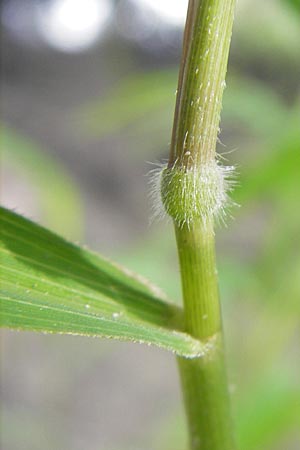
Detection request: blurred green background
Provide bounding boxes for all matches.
[1,0,300,449]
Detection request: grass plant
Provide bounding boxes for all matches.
[1,1,239,448]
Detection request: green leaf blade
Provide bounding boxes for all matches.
[0,207,204,358]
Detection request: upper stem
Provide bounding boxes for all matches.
[170,0,235,169]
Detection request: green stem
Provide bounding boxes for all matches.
[170,0,235,169]
[176,222,235,450]
[175,221,220,341]
[168,1,237,449]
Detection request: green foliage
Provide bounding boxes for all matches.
[1,126,83,239]
[80,70,176,139]
[0,207,206,358]
[284,0,300,13]
[234,123,300,205]
[236,372,300,450]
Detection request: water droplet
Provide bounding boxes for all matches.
[112,312,120,319]
[85,304,90,309]
[203,314,208,320]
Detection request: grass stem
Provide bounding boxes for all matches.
[176,222,235,450]
[166,0,237,448]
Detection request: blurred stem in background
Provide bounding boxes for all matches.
[163,1,237,448]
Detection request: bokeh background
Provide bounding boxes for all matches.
[1,0,300,449]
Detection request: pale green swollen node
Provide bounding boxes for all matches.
[160,162,233,228]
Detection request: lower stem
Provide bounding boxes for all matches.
[175,222,235,450]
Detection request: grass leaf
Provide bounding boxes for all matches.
[0,207,204,358]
